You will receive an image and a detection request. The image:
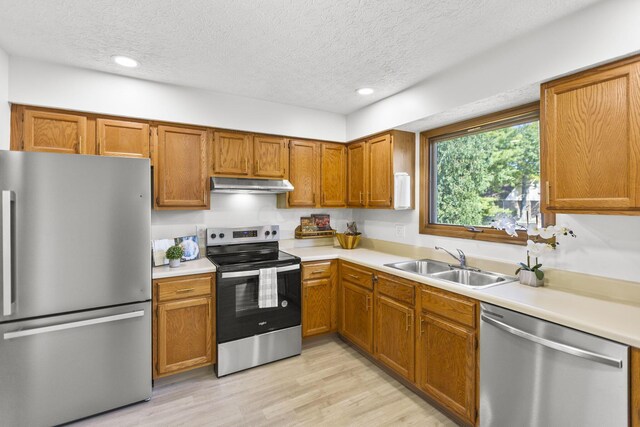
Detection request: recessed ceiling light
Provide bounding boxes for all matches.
[356,88,374,95]
[111,55,138,68]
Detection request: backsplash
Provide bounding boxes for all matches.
[151,193,354,244]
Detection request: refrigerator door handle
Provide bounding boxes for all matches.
[3,310,145,340]
[481,314,623,368]
[2,190,14,316]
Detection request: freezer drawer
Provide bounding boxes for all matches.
[0,302,152,426]
[479,303,628,427]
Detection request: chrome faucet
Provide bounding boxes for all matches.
[435,246,467,269]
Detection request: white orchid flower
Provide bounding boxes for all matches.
[526,240,554,257]
[527,224,541,236]
[491,213,518,237]
[538,227,556,239]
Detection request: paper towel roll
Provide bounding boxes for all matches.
[394,172,411,210]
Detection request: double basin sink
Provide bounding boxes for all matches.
[384,259,516,289]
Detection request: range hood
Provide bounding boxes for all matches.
[211,177,294,194]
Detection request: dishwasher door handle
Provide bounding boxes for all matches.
[481,314,623,368]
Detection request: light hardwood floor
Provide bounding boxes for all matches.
[73,335,455,426]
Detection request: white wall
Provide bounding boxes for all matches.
[354,136,640,283]
[151,193,354,242]
[346,0,640,140]
[0,46,9,150]
[8,56,346,142]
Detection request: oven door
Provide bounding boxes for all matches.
[217,264,301,343]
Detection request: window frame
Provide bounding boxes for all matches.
[419,103,553,245]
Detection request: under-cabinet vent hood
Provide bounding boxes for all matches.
[210,177,294,194]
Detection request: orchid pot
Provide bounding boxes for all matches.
[518,269,544,287]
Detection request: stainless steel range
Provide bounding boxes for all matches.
[206,225,301,377]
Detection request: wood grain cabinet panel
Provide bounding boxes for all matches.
[417,313,476,424]
[155,125,209,210]
[320,143,347,207]
[367,134,393,207]
[96,118,150,159]
[340,280,373,353]
[302,278,332,337]
[213,131,252,176]
[153,274,215,379]
[253,135,287,178]
[347,141,367,207]
[285,140,319,207]
[542,58,640,213]
[23,109,87,154]
[374,294,415,381]
[632,347,640,427]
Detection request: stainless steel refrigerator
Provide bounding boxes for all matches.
[0,150,152,426]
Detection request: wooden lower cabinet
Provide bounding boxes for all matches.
[374,294,414,380]
[417,287,478,425]
[340,280,374,353]
[632,347,640,427]
[302,260,337,338]
[153,273,215,379]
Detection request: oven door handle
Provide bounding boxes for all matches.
[220,264,300,279]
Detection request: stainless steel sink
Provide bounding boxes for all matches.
[384,258,516,289]
[430,269,515,289]
[385,259,452,275]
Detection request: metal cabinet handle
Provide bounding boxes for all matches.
[481,314,623,368]
[2,191,14,316]
[366,295,371,311]
[4,310,145,340]
[310,270,325,275]
[359,191,363,205]
[419,316,425,336]
[220,263,299,279]
[347,274,360,280]
[176,288,195,293]
[406,312,412,332]
[546,181,550,205]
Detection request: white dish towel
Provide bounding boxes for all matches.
[258,267,278,308]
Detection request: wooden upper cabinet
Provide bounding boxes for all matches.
[213,131,252,176]
[96,118,150,159]
[367,134,393,207]
[155,125,209,210]
[23,109,87,154]
[542,57,640,213]
[253,135,287,178]
[286,140,318,207]
[320,143,347,207]
[347,141,367,207]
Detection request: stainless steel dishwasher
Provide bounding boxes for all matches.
[480,303,628,427]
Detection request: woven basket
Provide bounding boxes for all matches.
[336,233,361,249]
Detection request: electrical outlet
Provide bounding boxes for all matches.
[395,224,405,238]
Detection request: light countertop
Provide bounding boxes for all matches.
[152,257,216,280]
[283,246,640,348]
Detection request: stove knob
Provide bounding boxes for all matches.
[219,233,225,239]
[272,230,278,236]
[265,231,271,237]
[210,233,217,239]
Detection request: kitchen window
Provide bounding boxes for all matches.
[419,103,552,244]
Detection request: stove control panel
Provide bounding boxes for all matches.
[207,225,279,246]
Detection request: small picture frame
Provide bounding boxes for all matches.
[301,216,317,233]
[312,214,331,231]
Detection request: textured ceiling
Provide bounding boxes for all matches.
[0,0,601,114]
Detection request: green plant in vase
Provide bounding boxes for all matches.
[165,244,184,268]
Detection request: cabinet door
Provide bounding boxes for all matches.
[417,313,476,424]
[254,135,287,178]
[155,125,209,209]
[367,134,393,207]
[542,61,640,211]
[302,279,332,337]
[320,143,347,207]
[96,119,150,159]
[340,281,373,353]
[23,109,87,154]
[374,294,414,380]
[213,131,252,176]
[156,297,213,376]
[347,141,367,207]
[288,140,318,207]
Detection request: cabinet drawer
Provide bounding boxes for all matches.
[377,273,415,306]
[156,275,212,302]
[341,262,374,290]
[420,287,476,328]
[302,261,333,281]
